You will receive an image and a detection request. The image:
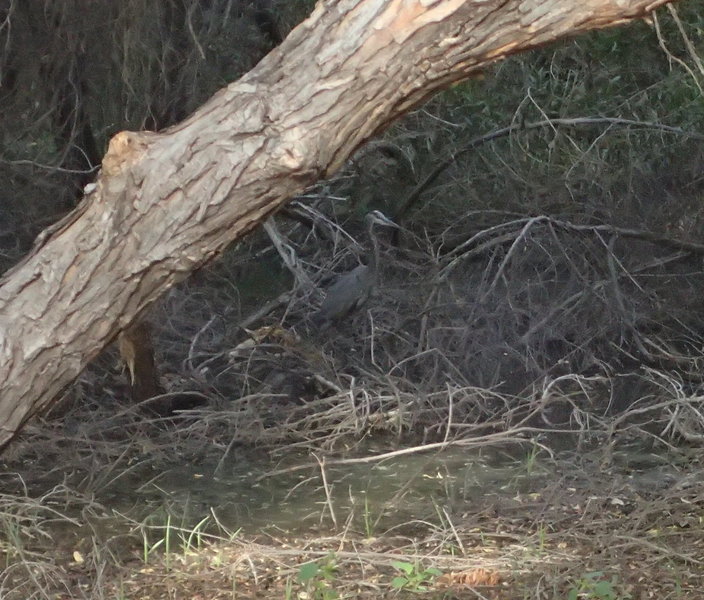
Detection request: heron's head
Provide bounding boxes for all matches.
[365,210,398,229]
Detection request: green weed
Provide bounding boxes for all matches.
[390,561,442,592]
[567,571,631,600]
[297,554,339,600]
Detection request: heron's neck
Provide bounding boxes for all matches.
[366,223,380,273]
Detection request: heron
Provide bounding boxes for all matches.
[312,210,398,330]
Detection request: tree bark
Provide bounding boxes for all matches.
[0,0,675,448]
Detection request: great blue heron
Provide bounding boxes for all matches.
[312,210,398,330]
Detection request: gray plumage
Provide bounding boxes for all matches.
[313,211,397,330]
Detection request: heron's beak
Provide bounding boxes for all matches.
[379,215,399,228]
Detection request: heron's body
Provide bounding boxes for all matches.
[313,211,397,330]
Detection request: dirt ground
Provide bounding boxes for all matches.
[2,427,703,600]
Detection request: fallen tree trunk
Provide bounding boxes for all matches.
[0,0,675,447]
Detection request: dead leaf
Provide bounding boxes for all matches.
[437,568,500,587]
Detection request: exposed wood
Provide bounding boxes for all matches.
[0,0,676,448]
[118,321,163,408]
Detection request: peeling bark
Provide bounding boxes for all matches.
[118,321,163,409]
[0,0,676,448]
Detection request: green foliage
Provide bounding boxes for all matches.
[139,509,239,571]
[141,512,170,566]
[567,571,631,600]
[524,442,541,476]
[425,7,704,232]
[390,561,442,592]
[0,513,24,565]
[297,554,339,600]
[362,495,378,538]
